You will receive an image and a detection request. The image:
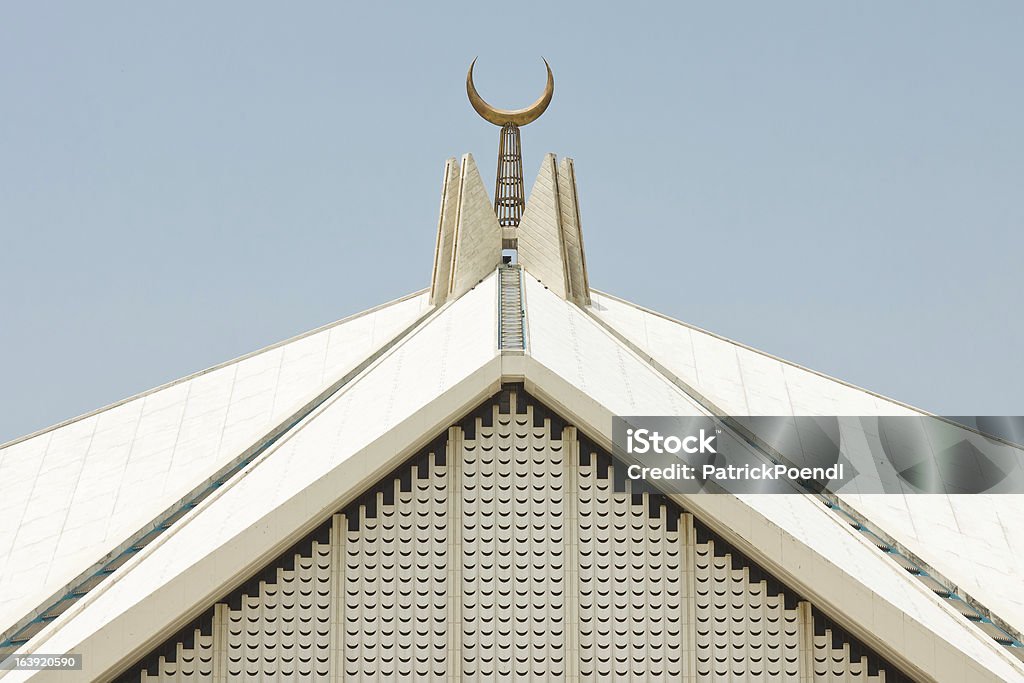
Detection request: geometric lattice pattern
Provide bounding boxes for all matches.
[118,385,915,682]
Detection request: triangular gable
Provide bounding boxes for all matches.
[0,290,430,639]
[587,289,1024,640]
[112,386,917,682]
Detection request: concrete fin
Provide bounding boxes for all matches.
[518,154,591,305]
[518,153,569,298]
[429,157,460,305]
[448,153,501,299]
[557,157,591,305]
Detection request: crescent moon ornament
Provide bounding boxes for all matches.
[466,58,554,127]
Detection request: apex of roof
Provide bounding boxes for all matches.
[431,152,590,307]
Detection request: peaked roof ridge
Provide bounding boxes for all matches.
[0,288,429,452]
[0,287,439,653]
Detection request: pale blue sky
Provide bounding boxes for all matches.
[1,3,1022,443]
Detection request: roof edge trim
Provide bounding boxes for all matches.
[589,288,932,416]
[0,288,429,451]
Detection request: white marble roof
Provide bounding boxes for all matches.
[0,289,430,636]
[3,268,1021,681]
[589,288,1024,637]
[0,273,499,682]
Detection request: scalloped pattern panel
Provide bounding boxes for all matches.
[693,537,800,681]
[344,452,448,680]
[811,607,890,683]
[578,453,685,679]
[225,541,332,680]
[122,387,915,683]
[139,628,213,682]
[812,632,885,683]
[461,399,565,680]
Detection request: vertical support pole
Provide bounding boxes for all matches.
[798,600,815,682]
[330,513,345,683]
[564,426,580,682]
[682,512,698,683]
[212,603,228,683]
[447,426,463,682]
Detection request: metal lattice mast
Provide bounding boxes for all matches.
[466,58,554,237]
[494,123,525,228]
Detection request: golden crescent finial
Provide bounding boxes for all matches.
[466,58,554,127]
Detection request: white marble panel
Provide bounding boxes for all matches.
[0,290,429,634]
